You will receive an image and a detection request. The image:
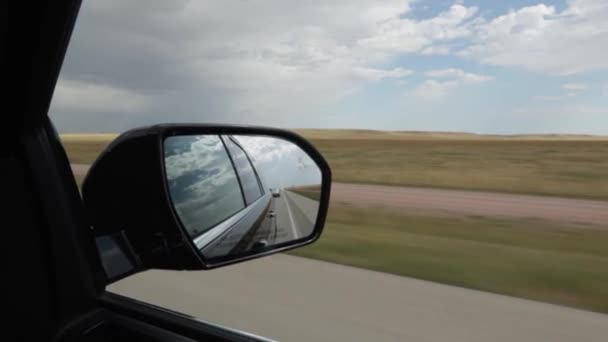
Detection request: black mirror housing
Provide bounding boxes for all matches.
[82,124,331,281]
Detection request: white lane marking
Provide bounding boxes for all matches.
[283,191,299,239]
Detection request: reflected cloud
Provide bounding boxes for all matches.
[236,136,321,190]
[162,134,323,262]
[164,135,245,237]
[164,134,322,245]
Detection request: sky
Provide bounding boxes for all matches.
[49,0,608,135]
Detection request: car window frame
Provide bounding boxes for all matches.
[219,135,249,207]
[221,136,265,205]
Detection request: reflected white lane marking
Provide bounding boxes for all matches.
[283,191,299,239]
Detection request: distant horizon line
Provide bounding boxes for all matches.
[59,128,608,138]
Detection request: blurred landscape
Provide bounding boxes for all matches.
[61,130,608,199]
[62,130,608,313]
[300,129,608,200]
[288,185,322,201]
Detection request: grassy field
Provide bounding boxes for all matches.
[61,134,117,164]
[295,129,608,141]
[312,138,608,200]
[293,204,608,313]
[287,185,322,201]
[61,131,608,199]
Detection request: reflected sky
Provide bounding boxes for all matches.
[163,134,321,238]
[164,135,245,237]
[235,136,321,190]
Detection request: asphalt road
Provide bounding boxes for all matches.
[273,190,319,241]
[283,190,319,226]
[109,254,608,342]
[71,163,608,227]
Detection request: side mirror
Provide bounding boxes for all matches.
[82,124,331,281]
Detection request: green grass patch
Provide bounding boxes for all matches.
[292,204,608,313]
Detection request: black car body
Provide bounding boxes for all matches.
[194,136,276,258]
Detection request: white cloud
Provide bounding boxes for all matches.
[181,1,477,114]
[426,69,464,78]
[236,136,300,164]
[236,136,321,189]
[358,4,478,54]
[426,68,492,83]
[562,83,588,91]
[350,67,414,82]
[421,45,451,55]
[165,136,226,181]
[51,0,608,134]
[414,68,492,100]
[413,79,458,100]
[54,0,483,125]
[516,104,608,117]
[533,83,588,101]
[461,0,608,75]
[533,95,562,101]
[53,79,150,113]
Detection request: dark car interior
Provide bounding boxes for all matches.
[3,1,278,341]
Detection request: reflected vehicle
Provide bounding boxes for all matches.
[163,134,323,263]
[270,188,281,198]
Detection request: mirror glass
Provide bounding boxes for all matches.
[163,134,322,262]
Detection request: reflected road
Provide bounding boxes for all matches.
[274,190,318,242]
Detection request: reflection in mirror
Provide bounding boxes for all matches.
[163,134,322,263]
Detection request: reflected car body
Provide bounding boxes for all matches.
[192,136,276,259]
[270,188,281,198]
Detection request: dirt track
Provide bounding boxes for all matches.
[71,164,608,227]
[331,183,608,227]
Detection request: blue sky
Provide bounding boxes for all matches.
[411,0,569,18]
[51,0,608,134]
